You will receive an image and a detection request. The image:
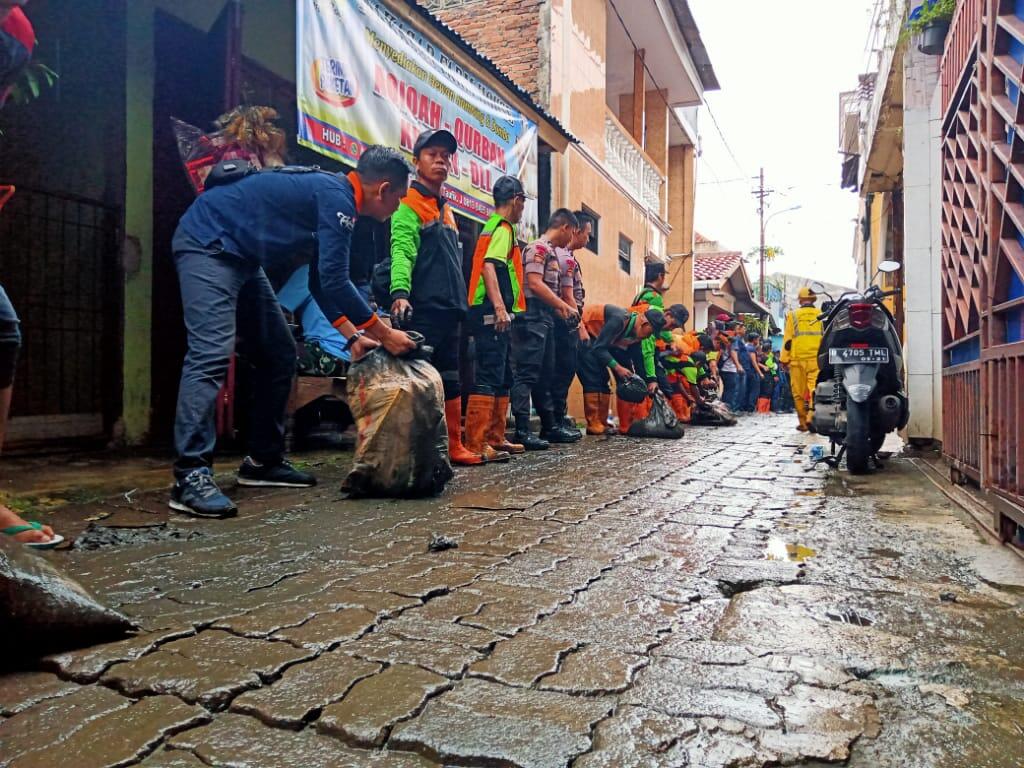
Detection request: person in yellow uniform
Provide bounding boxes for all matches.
[780,287,823,432]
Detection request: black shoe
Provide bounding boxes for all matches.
[540,425,583,444]
[560,415,581,431]
[170,468,238,519]
[237,457,317,488]
[514,430,550,451]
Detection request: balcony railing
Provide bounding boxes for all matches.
[604,110,664,214]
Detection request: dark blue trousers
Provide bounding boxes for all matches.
[173,249,295,479]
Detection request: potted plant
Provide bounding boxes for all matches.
[907,0,956,56]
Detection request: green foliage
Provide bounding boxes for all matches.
[7,61,58,106]
[746,245,785,263]
[906,0,955,36]
[739,314,771,338]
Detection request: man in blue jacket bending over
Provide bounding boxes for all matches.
[170,146,416,518]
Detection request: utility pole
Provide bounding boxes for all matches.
[752,168,773,302]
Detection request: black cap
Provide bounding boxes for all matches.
[492,175,528,204]
[413,129,458,158]
[645,308,667,335]
[666,303,689,327]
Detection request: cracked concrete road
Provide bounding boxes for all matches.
[2,414,1024,767]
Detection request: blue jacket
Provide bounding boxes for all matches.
[173,168,374,329]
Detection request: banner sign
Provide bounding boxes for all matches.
[297,0,539,236]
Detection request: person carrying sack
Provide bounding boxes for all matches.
[578,304,666,435]
[632,263,691,423]
[389,130,477,465]
[169,147,417,518]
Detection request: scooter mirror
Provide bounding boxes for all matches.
[810,281,826,293]
[878,260,901,273]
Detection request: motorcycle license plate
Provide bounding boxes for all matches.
[829,347,890,364]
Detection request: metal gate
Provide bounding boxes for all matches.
[940,0,1024,533]
[0,188,122,446]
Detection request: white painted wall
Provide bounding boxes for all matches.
[902,45,943,443]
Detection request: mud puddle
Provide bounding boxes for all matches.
[73,523,202,551]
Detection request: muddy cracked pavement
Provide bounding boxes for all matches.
[2,414,1024,767]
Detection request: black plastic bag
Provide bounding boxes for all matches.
[616,374,649,404]
[628,391,686,439]
[341,348,454,498]
[0,538,136,660]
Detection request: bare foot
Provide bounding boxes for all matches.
[0,504,56,545]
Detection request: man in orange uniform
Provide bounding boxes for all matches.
[577,304,666,434]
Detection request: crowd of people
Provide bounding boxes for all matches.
[166,125,815,519]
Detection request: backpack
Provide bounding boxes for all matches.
[204,160,324,190]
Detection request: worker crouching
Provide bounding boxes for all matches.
[578,304,666,434]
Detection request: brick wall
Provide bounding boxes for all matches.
[423,0,546,101]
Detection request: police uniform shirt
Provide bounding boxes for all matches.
[554,246,585,309]
[522,236,561,299]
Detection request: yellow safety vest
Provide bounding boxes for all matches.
[783,305,823,361]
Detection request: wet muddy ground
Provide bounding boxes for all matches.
[1,414,1023,767]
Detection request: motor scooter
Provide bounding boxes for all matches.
[809,260,909,473]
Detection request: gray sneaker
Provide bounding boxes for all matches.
[170,469,238,519]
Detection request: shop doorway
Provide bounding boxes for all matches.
[149,1,243,443]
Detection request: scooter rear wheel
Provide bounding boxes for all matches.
[846,399,872,475]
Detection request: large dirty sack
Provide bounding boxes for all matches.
[628,392,685,439]
[0,537,136,658]
[342,349,454,498]
[691,399,738,427]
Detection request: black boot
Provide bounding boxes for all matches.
[557,408,583,440]
[514,415,550,451]
[539,410,582,444]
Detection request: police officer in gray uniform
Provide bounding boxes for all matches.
[509,209,579,450]
[549,211,591,439]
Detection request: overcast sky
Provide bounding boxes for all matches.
[688,0,878,288]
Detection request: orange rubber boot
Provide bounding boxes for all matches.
[445,398,484,466]
[487,395,524,455]
[598,394,613,433]
[671,393,691,422]
[584,393,606,435]
[465,394,510,462]
[617,399,635,434]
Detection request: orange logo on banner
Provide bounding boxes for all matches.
[313,58,359,108]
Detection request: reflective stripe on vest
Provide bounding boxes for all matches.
[467,214,524,312]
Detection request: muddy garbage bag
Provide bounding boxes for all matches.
[691,399,738,427]
[628,392,685,439]
[342,347,454,498]
[616,374,649,404]
[0,537,136,659]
